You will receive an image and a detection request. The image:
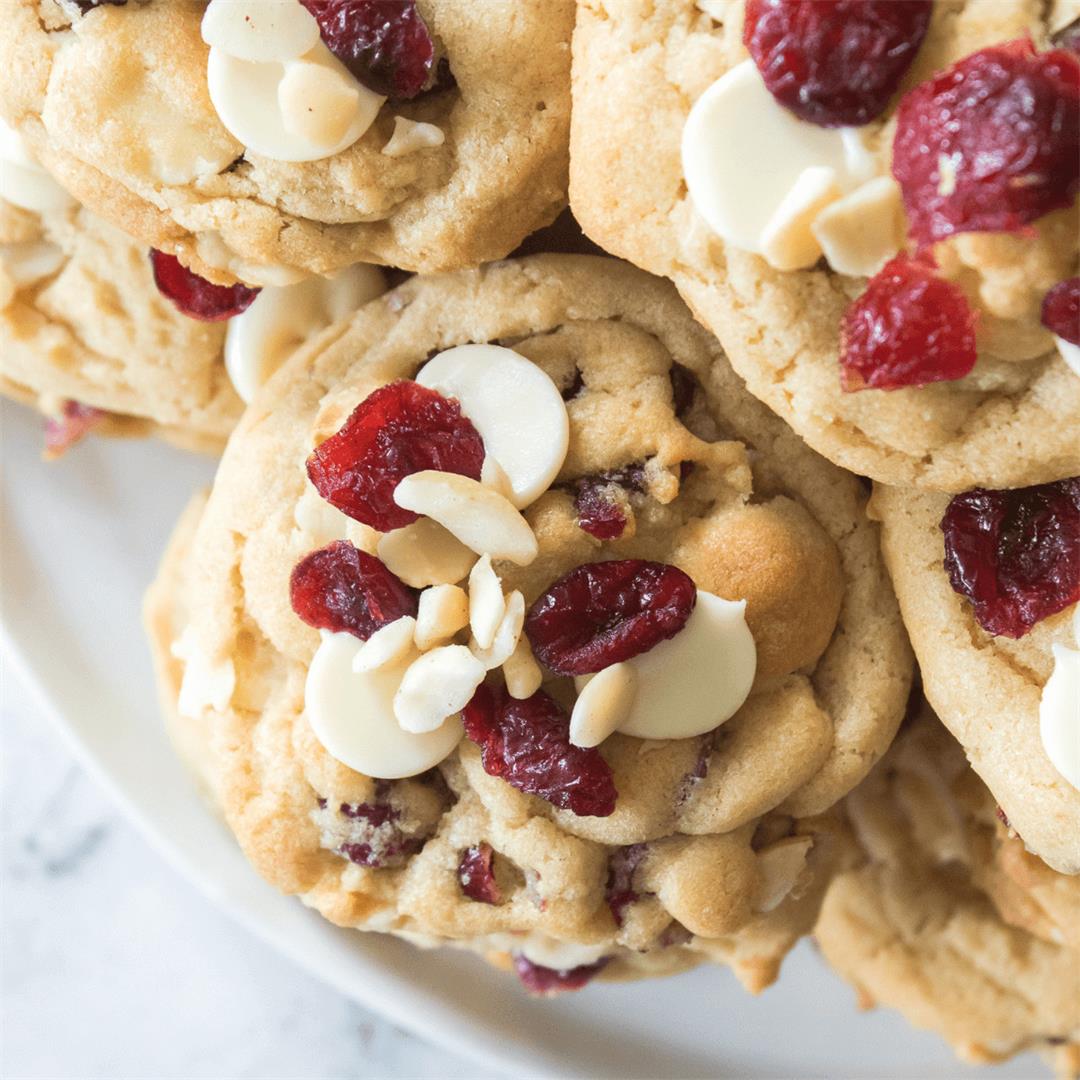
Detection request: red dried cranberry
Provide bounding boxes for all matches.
[71,0,127,11]
[306,381,485,531]
[458,843,501,904]
[941,479,1080,638]
[893,40,1080,248]
[316,792,422,867]
[525,560,697,676]
[300,0,435,100]
[512,955,608,996]
[574,481,629,541]
[1042,278,1080,346]
[743,0,932,127]
[605,844,648,927]
[43,400,106,459]
[290,540,418,639]
[149,250,259,322]
[462,685,617,818]
[839,255,977,391]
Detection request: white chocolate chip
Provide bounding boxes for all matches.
[471,590,525,671]
[172,626,235,719]
[201,0,320,62]
[279,59,363,148]
[1055,336,1080,378]
[752,837,813,913]
[376,518,477,588]
[503,635,543,700]
[393,471,539,566]
[351,617,418,673]
[0,241,64,288]
[812,176,904,278]
[306,632,462,778]
[759,166,841,271]
[393,645,486,734]
[0,117,75,213]
[382,115,445,157]
[569,662,637,749]
[417,345,570,509]
[468,555,505,650]
[414,585,469,650]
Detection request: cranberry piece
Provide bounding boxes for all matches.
[300,0,435,100]
[1042,278,1080,346]
[43,400,106,459]
[290,540,418,639]
[71,0,127,11]
[458,843,501,904]
[839,255,977,391]
[306,381,485,531]
[315,790,424,867]
[893,40,1080,248]
[149,250,259,322]
[525,560,697,676]
[462,685,618,818]
[743,0,932,127]
[605,843,648,927]
[512,955,608,996]
[574,482,628,541]
[941,479,1080,638]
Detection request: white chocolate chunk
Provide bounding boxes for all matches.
[471,590,525,671]
[393,471,539,566]
[0,241,64,288]
[518,938,608,970]
[352,617,418,673]
[0,118,75,213]
[759,166,841,272]
[569,662,637,749]
[417,345,570,509]
[201,0,320,62]
[682,60,875,261]
[503,635,543,700]
[225,264,385,402]
[172,627,235,719]
[415,585,469,650]
[306,632,463,778]
[377,518,477,588]
[1040,615,1080,792]
[811,176,904,278]
[207,42,384,163]
[1055,336,1080,378]
[393,645,486,735]
[382,115,445,157]
[468,555,505,650]
[753,837,813,913]
[279,60,363,147]
[577,591,756,741]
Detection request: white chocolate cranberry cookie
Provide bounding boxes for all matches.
[1,0,572,283]
[816,712,1080,1073]
[147,255,909,994]
[0,119,386,454]
[872,480,1080,874]
[570,0,1080,491]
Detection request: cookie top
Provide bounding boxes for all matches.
[569,0,1080,492]
[2,0,572,283]
[149,254,908,993]
[873,481,1080,874]
[816,713,1080,1071]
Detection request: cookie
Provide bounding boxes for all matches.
[146,254,910,993]
[1,0,572,283]
[816,711,1080,1072]
[569,0,1080,491]
[872,481,1080,874]
[1,119,386,453]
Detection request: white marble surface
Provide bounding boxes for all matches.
[2,669,502,1080]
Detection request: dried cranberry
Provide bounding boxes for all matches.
[893,40,1080,248]
[574,483,628,541]
[512,955,608,996]
[300,0,435,100]
[605,844,648,926]
[839,255,977,391]
[743,0,932,127]
[941,479,1080,638]
[316,793,422,867]
[71,0,127,11]
[149,250,259,322]
[458,843,501,904]
[1042,278,1080,346]
[290,540,418,639]
[462,685,617,818]
[307,381,485,531]
[43,400,106,459]
[525,560,697,676]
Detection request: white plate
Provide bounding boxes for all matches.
[0,398,1040,1078]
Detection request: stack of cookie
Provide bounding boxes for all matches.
[2,0,1077,1070]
